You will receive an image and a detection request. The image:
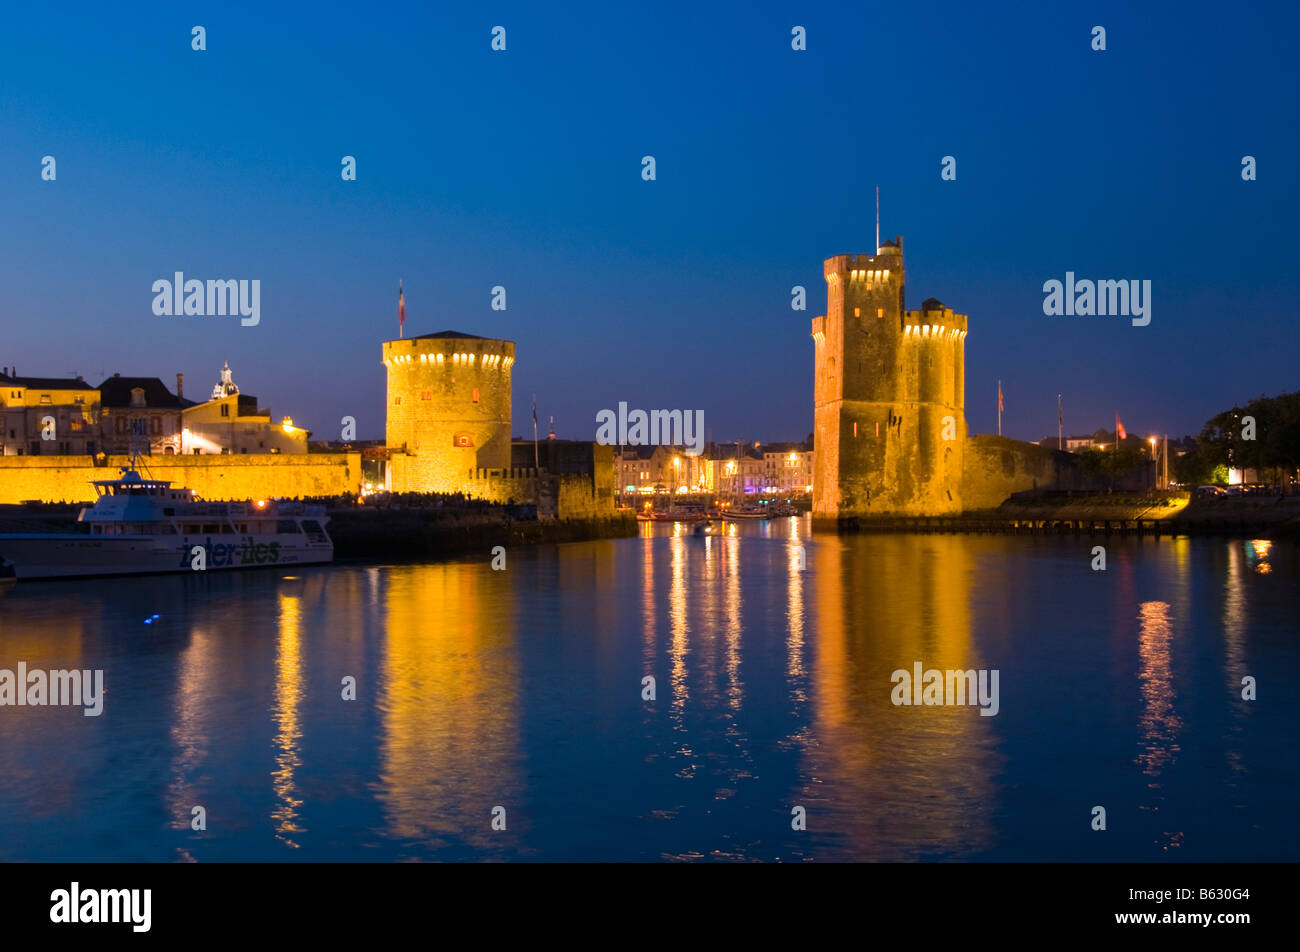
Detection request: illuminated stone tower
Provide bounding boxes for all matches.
[383,330,515,493]
[811,237,967,521]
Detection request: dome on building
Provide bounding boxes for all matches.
[211,361,240,399]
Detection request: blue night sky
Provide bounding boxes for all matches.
[1,1,1296,444]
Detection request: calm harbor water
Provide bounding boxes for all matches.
[0,519,1296,862]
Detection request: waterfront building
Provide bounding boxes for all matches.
[0,371,100,456]
[98,373,193,455]
[180,362,310,455]
[761,441,815,494]
[709,443,767,497]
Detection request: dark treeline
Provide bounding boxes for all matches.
[1174,391,1300,487]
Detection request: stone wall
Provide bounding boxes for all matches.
[0,453,362,504]
[960,436,1075,510]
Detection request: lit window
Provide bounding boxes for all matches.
[472,388,479,403]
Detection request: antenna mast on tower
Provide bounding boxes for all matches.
[875,186,880,253]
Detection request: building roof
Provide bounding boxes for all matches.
[761,441,811,454]
[412,330,488,340]
[0,373,96,390]
[97,375,194,408]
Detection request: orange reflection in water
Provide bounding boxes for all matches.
[375,563,520,848]
[1135,600,1181,779]
[806,533,998,859]
[271,593,304,847]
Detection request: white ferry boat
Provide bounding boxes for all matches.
[0,466,333,580]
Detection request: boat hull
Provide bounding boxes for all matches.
[0,533,333,580]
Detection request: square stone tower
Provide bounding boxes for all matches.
[811,237,967,522]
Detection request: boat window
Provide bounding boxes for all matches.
[220,524,235,534]
[202,524,221,534]
[301,520,328,544]
[276,519,301,533]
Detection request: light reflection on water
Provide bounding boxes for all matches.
[0,520,1296,862]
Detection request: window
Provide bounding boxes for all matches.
[853,307,860,317]
[877,308,884,318]
[115,416,127,435]
[472,388,479,403]
[39,395,51,405]
[454,434,473,447]
[420,391,431,400]
[394,396,402,405]
[220,404,229,417]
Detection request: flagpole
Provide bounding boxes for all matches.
[532,394,539,470]
[1057,394,1063,450]
[997,380,1002,437]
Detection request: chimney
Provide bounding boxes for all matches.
[176,372,184,400]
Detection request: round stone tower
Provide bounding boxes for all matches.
[383,330,515,493]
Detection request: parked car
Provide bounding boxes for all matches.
[1195,485,1227,497]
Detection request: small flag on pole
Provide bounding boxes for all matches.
[1116,413,1127,442]
[398,281,406,337]
[998,381,1004,413]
